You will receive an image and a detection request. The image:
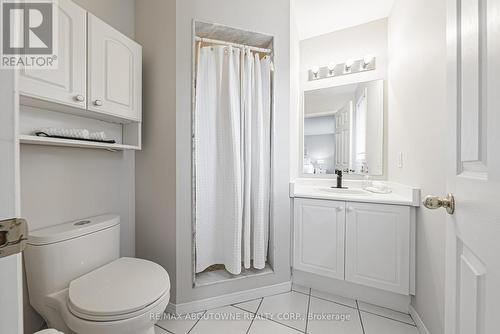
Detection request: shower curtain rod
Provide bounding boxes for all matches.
[195,36,272,54]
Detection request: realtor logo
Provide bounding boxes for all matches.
[1,0,58,68]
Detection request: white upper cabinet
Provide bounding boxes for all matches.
[87,14,142,121]
[345,202,410,294]
[19,0,87,109]
[294,199,345,280]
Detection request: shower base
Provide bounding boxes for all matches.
[195,263,273,287]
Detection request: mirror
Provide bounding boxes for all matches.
[302,79,384,176]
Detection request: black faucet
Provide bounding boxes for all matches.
[334,169,347,189]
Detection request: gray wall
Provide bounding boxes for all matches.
[73,0,135,38]
[135,0,291,305]
[388,0,447,333]
[134,0,178,302]
[21,1,136,332]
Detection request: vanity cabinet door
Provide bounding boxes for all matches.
[87,14,142,121]
[294,199,345,280]
[18,0,87,108]
[345,202,410,294]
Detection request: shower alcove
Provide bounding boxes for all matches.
[192,21,275,287]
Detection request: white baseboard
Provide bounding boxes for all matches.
[409,305,431,334]
[166,281,291,315]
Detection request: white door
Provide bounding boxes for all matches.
[334,103,352,171]
[0,70,22,333]
[18,0,87,109]
[87,14,142,121]
[345,202,410,294]
[441,0,500,333]
[293,199,345,279]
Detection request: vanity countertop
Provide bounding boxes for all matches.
[290,178,421,207]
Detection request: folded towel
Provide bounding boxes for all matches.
[35,128,109,142]
[89,131,107,141]
[37,127,90,139]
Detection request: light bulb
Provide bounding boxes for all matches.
[363,55,374,68]
[311,65,320,74]
[345,59,354,71]
[327,63,336,76]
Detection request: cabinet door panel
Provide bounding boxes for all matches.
[294,199,345,279]
[88,14,141,121]
[19,0,86,108]
[345,202,410,294]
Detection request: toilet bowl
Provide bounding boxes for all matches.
[24,215,170,334]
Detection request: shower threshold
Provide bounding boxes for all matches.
[195,263,274,287]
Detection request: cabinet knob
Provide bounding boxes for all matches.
[74,95,85,102]
[346,207,354,212]
[93,99,103,106]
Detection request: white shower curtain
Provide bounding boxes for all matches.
[195,45,271,275]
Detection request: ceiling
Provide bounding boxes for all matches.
[293,0,395,40]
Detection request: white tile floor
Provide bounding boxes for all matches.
[155,284,420,334]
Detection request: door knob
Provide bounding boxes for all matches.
[423,193,455,214]
[93,99,103,106]
[0,218,28,258]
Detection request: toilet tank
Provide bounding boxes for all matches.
[24,215,120,316]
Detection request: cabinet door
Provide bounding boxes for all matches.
[294,199,345,279]
[345,202,410,294]
[88,14,142,121]
[19,0,87,108]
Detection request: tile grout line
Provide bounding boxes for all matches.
[359,301,413,316]
[264,317,306,333]
[359,309,417,327]
[245,292,307,333]
[356,300,366,334]
[155,324,175,334]
[233,304,255,314]
[308,294,358,311]
[236,296,304,334]
[231,296,264,306]
[245,298,263,334]
[292,289,310,297]
[304,288,312,334]
[187,310,208,334]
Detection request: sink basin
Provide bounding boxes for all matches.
[318,187,369,195]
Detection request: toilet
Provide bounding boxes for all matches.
[24,215,170,334]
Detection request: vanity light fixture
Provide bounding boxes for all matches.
[308,56,376,81]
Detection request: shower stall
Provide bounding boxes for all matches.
[192,21,275,285]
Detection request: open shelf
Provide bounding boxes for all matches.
[18,103,141,151]
[19,135,140,151]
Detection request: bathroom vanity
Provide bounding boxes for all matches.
[290,178,420,309]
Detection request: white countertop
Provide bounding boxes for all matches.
[290,178,421,207]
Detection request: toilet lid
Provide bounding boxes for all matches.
[68,257,170,318]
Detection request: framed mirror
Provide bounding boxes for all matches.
[302,79,384,176]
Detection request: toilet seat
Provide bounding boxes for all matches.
[68,257,170,321]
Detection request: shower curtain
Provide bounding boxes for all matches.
[195,45,271,275]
